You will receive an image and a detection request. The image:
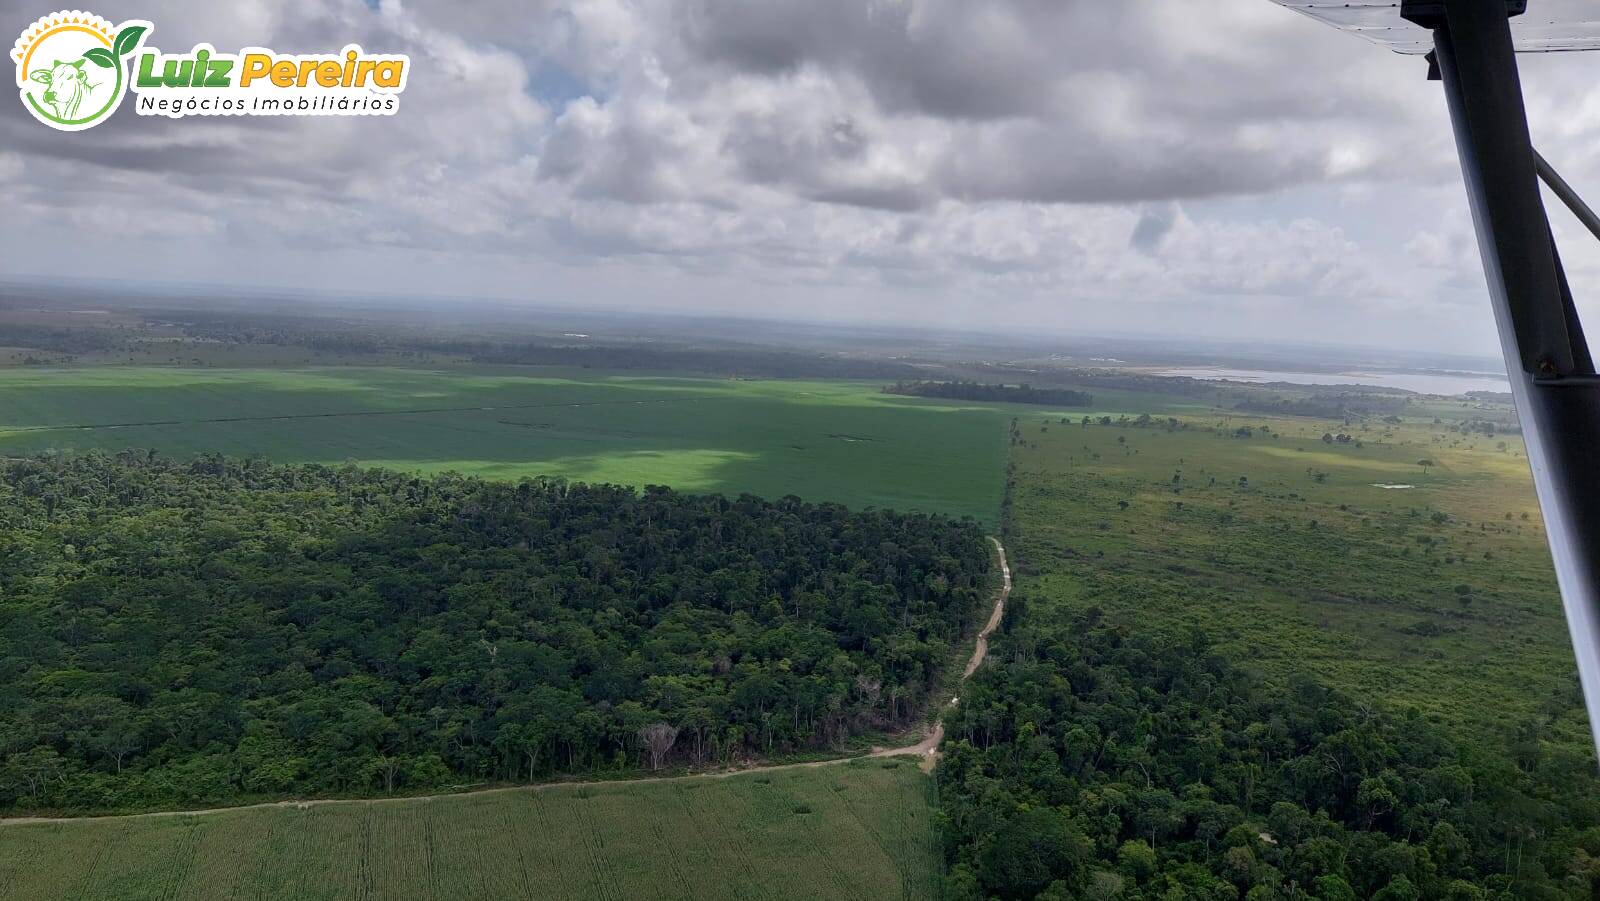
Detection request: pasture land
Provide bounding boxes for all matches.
[0,366,1014,525]
[1005,404,1590,754]
[0,759,938,901]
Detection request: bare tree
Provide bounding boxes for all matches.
[854,675,883,725]
[10,748,63,801]
[376,756,403,792]
[853,675,882,707]
[93,721,143,774]
[639,723,680,771]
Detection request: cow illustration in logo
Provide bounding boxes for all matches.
[31,57,95,119]
[11,11,150,131]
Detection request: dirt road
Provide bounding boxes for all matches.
[2,537,1012,826]
[864,535,1010,767]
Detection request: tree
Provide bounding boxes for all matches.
[406,754,450,787]
[1220,845,1257,885]
[364,755,404,792]
[1314,875,1358,901]
[1427,822,1470,879]
[1116,840,1156,882]
[639,723,680,771]
[90,711,145,774]
[1133,787,1183,848]
[6,749,64,802]
[942,863,984,901]
[977,807,1090,898]
[1442,880,1487,901]
[1372,875,1419,901]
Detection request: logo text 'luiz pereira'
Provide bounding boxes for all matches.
[12,10,409,131]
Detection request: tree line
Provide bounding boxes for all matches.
[163,310,921,379]
[885,381,1094,407]
[0,454,990,811]
[1235,394,1410,420]
[0,324,124,355]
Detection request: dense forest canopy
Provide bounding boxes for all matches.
[937,604,1600,899]
[886,381,1094,407]
[0,324,124,354]
[0,455,990,812]
[1233,393,1411,420]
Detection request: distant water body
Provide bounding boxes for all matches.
[1154,367,1510,397]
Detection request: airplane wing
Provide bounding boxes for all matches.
[1269,0,1600,54]
[1266,0,1600,759]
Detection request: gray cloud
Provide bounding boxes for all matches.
[671,0,1450,206]
[1130,204,1179,254]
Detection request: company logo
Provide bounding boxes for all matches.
[12,10,409,131]
[12,11,147,130]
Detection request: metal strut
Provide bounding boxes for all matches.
[1401,0,1600,758]
[1535,150,1600,248]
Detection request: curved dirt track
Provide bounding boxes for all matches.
[864,535,1010,765]
[2,537,1012,826]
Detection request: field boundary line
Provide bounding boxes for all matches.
[0,396,702,434]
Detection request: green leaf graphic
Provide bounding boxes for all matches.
[113,25,147,58]
[82,47,115,68]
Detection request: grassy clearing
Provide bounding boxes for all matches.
[0,760,937,901]
[0,366,1009,525]
[1005,404,1589,753]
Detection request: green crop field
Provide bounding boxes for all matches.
[1004,404,1591,754]
[0,366,1012,526]
[0,759,939,901]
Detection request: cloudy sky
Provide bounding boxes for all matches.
[4,0,1600,355]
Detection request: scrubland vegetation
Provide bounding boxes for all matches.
[933,409,1600,897]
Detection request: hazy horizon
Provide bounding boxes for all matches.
[2,272,1513,379]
